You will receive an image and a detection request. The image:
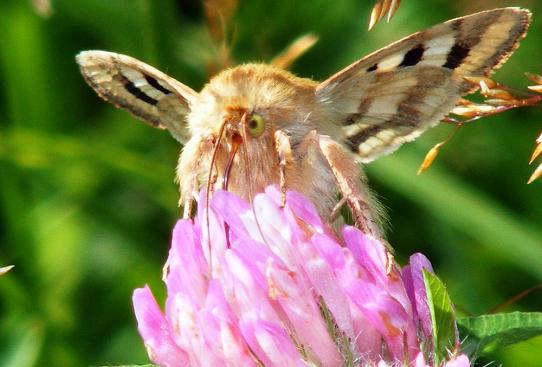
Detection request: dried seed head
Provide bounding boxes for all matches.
[369,0,402,30]
[0,265,14,276]
[451,104,497,118]
[417,126,461,174]
[525,72,542,85]
[530,132,542,165]
[479,80,491,94]
[530,143,542,165]
[417,143,443,175]
[388,0,401,22]
[527,162,542,184]
[482,88,515,100]
[369,2,383,30]
[437,69,542,182]
[450,71,542,125]
[464,76,498,90]
[456,98,472,106]
[485,99,518,106]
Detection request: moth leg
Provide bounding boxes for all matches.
[182,199,194,219]
[386,251,395,275]
[329,196,347,222]
[274,130,293,207]
[177,134,213,218]
[317,135,386,243]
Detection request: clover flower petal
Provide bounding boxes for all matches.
[133,186,471,366]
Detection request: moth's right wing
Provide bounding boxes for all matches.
[316,8,530,162]
[76,51,197,143]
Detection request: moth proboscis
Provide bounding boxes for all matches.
[76,7,531,243]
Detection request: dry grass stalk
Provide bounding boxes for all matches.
[204,0,239,42]
[271,34,319,69]
[203,0,239,75]
[203,1,317,74]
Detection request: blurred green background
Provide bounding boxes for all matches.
[0,0,541,366]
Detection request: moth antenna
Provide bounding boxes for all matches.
[205,119,228,272]
[239,113,272,249]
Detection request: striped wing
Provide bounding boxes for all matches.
[316,8,531,162]
[76,51,197,143]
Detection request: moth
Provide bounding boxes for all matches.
[77,8,530,241]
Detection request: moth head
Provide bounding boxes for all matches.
[180,63,325,195]
[188,63,320,148]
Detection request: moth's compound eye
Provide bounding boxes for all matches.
[248,113,265,138]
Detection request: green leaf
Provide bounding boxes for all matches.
[458,312,542,356]
[423,269,457,365]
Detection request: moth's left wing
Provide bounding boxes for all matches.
[316,8,531,162]
[77,51,197,144]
